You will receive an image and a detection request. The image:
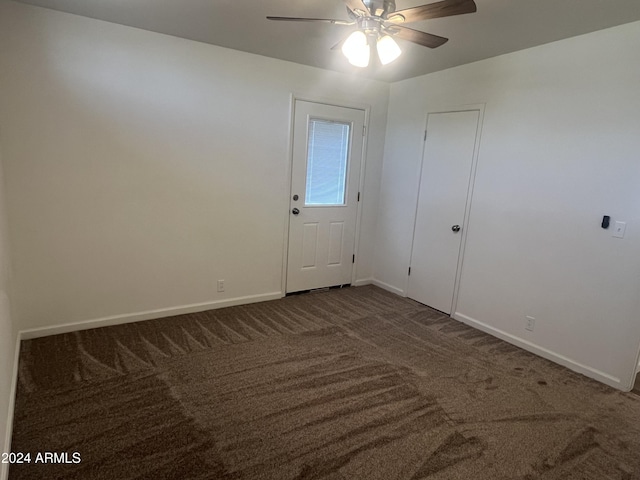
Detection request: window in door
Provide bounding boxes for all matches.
[305,119,351,206]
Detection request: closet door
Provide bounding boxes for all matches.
[408,110,480,314]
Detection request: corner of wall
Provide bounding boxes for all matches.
[371,278,405,297]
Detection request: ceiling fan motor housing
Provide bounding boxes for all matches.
[358,17,383,36]
[363,0,397,17]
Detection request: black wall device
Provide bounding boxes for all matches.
[602,216,610,229]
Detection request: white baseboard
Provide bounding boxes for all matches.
[353,278,373,287]
[20,292,283,340]
[1,334,21,480]
[371,279,405,297]
[452,312,625,391]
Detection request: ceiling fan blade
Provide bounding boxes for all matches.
[267,16,354,26]
[388,0,476,23]
[343,0,371,16]
[388,25,448,48]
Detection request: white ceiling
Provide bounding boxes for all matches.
[14,0,640,82]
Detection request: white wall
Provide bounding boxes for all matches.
[0,1,389,332]
[375,21,640,390]
[0,140,16,480]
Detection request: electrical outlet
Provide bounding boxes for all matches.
[217,280,225,293]
[525,315,535,332]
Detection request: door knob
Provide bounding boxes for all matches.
[292,208,300,215]
[451,225,461,233]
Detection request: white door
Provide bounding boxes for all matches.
[408,110,480,313]
[286,100,365,293]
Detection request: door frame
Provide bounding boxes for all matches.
[280,94,370,296]
[405,104,485,315]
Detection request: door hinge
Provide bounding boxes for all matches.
[363,126,367,136]
[408,267,411,276]
[357,192,360,202]
[424,130,427,141]
[352,255,355,264]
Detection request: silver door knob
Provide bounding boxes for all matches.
[292,208,300,215]
[451,225,461,233]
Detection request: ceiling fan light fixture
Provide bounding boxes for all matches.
[377,35,402,65]
[268,0,477,71]
[342,30,370,67]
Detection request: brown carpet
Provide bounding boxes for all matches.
[9,286,640,479]
[633,373,640,395]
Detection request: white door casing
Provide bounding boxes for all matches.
[408,110,481,313]
[286,100,365,293]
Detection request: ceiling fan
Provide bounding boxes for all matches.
[267,0,477,68]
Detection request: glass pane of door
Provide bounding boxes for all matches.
[305,119,351,206]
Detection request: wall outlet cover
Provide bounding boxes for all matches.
[612,221,626,239]
[525,315,535,332]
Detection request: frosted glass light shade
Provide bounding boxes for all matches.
[342,31,370,68]
[377,35,401,65]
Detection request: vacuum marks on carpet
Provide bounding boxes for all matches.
[10,286,640,479]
